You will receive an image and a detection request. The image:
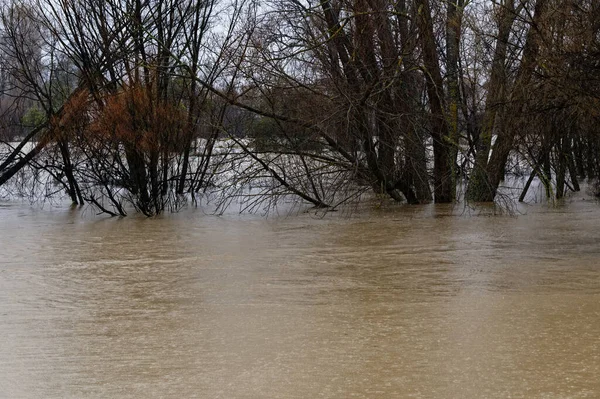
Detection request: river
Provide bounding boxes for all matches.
[1,195,599,398]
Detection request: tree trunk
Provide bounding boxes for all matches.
[416,0,453,203]
[586,135,597,179]
[125,147,151,214]
[58,139,83,205]
[0,140,46,186]
[519,168,536,202]
[573,135,586,179]
[397,0,432,203]
[446,0,464,179]
[556,141,566,199]
[475,0,548,201]
[467,0,517,201]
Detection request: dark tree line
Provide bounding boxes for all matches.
[1,0,599,215]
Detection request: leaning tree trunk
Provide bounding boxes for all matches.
[58,139,83,205]
[474,0,548,201]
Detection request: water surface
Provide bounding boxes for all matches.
[1,198,599,398]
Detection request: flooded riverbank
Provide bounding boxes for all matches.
[1,197,599,398]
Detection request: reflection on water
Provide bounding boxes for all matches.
[1,197,599,398]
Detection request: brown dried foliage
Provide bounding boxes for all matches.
[93,84,186,154]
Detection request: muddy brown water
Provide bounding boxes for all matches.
[1,197,599,398]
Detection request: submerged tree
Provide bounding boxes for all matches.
[0,0,231,215]
[1,0,600,215]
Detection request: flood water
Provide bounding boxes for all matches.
[1,196,599,398]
